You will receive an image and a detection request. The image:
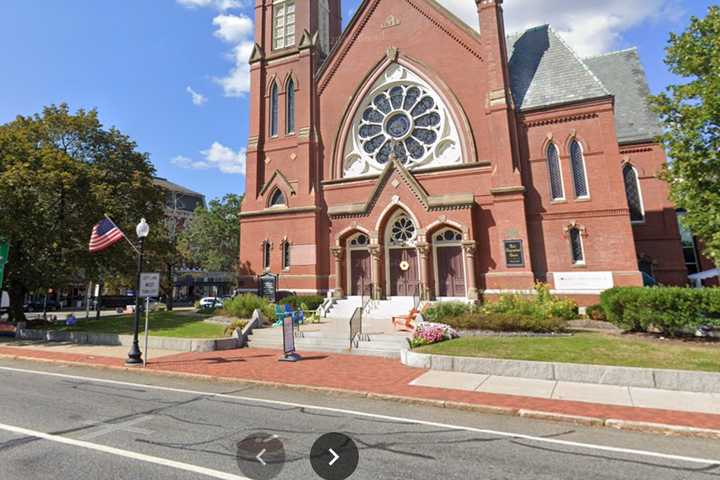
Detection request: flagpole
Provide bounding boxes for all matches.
[104,214,140,255]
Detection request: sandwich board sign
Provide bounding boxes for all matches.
[139,273,160,298]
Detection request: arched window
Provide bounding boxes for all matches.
[281,239,291,269]
[262,240,271,270]
[569,228,585,264]
[570,139,589,198]
[349,233,369,248]
[286,78,295,134]
[270,82,279,137]
[547,143,564,201]
[388,214,417,246]
[433,228,462,244]
[623,164,644,222]
[269,188,286,207]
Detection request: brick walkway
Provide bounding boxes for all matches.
[1,344,719,433]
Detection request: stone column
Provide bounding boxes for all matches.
[416,242,432,301]
[462,240,479,301]
[369,244,383,300]
[330,247,344,299]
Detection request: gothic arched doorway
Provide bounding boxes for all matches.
[385,212,420,297]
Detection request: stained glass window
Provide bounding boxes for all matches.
[282,240,291,269]
[570,228,584,264]
[286,79,295,134]
[263,241,271,270]
[623,164,644,222]
[389,215,416,244]
[570,140,589,198]
[270,82,279,137]
[547,143,564,200]
[269,189,286,207]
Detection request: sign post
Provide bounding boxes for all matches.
[139,273,160,367]
[0,240,9,289]
[279,315,302,362]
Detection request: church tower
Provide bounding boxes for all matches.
[239,0,342,291]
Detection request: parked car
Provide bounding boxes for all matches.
[199,297,224,309]
[25,299,60,312]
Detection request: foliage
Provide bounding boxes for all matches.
[278,295,324,311]
[585,304,607,321]
[423,301,476,323]
[224,319,248,337]
[482,283,578,321]
[177,194,242,273]
[600,287,720,336]
[441,313,566,333]
[223,294,273,320]
[409,322,459,349]
[0,104,167,321]
[650,6,720,262]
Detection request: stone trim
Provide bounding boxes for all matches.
[259,169,296,197]
[239,206,320,218]
[527,208,630,221]
[489,185,526,195]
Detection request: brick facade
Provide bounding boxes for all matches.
[238,0,691,305]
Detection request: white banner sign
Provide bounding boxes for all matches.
[139,273,161,298]
[553,272,614,291]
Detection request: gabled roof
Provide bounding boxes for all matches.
[506,25,611,111]
[584,48,663,144]
[153,177,205,198]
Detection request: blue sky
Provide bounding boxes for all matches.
[0,0,713,201]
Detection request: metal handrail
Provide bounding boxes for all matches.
[350,282,373,349]
[413,283,422,311]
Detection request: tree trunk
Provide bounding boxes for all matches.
[8,283,26,323]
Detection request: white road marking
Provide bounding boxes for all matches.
[0,365,718,467]
[79,415,154,440]
[0,422,250,480]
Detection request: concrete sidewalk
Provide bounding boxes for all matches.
[1,340,719,438]
[410,370,720,415]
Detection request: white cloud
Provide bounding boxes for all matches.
[186,86,208,106]
[176,0,243,11]
[214,40,254,97]
[172,143,246,175]
[213,14,254,43]
[437,0,682,57]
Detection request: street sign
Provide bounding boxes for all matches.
[0,240,9,288]
[139,273,160,298]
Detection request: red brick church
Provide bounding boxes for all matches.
[238,0,695,305]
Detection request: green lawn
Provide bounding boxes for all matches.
[416,332,720,373]
[47,312,227,339]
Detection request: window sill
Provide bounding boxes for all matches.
[550,199,567,205]
[571,263,587,268]
[575,196,591,202]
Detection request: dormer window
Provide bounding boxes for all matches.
[273,0,295,50]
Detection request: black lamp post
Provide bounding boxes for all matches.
[126,218,150,366]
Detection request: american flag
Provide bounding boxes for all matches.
[89,217,125,253]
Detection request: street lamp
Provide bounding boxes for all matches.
[126,218,150,366]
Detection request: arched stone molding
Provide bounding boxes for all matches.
[374,200,422,236]
[334,224,371,247]
[331,53,476,179]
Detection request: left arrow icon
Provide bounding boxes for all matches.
[256,448,267,466]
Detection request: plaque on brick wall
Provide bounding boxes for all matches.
[504,240,524,267]
[259,273,278,302]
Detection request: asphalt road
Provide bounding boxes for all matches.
[0,358,718,480]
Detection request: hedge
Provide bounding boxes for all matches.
[224,294,274,320]
[600,287,720,336]
[278,295,325,311]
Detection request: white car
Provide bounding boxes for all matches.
[199,297,224,309]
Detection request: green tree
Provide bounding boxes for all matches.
[178,194,242,273]
[651,6,720,262]
[0,104,166,321]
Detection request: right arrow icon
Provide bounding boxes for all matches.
[328,448,340,466]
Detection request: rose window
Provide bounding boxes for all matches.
[358,84,442,165]
[390,215,416,244]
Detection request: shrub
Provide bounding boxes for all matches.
[224,294,274,320]
[279,295,324,311]
[443,313,566,333]
[585,304,606,321]
[424,301,476,323]
[224,319,248,337]
[600,287,720,336]
[483,283,578,321]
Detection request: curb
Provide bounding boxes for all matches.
[1,352,719,441]
[401,349,720,394]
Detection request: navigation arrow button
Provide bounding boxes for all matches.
[328,448,340,466]
[256,448,267,466]
[310,433,359,480]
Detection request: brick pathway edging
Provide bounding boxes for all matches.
[401,350,720,394]
[1,350,719,441]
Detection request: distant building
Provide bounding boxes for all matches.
[153,177,206,235]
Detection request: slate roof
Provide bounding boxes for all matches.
[507,25,662,144]
[506,25,610,111]
[584,48,664,144]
